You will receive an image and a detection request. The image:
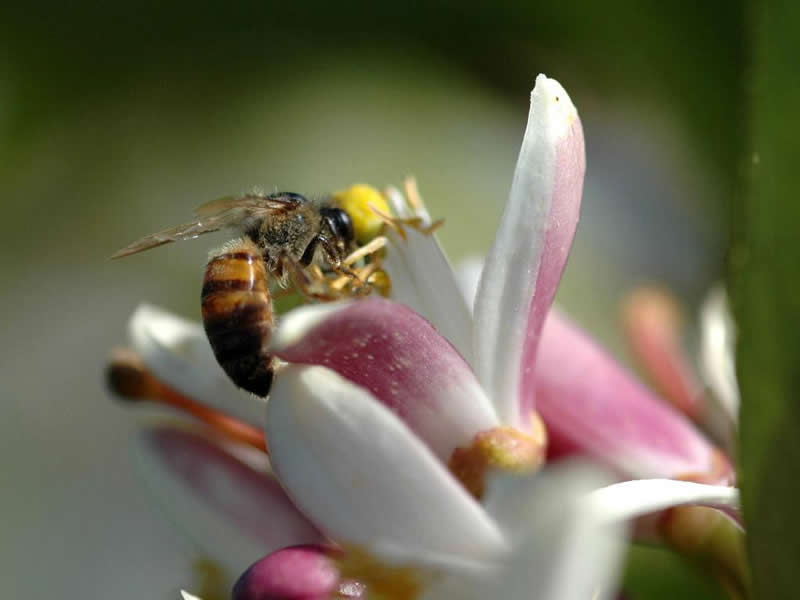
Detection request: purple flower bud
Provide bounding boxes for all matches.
[232,546,340,600]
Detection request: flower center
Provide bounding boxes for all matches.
[448,416,548,499]
[335,547,429,600]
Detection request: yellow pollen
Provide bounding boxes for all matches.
[366,269,392,297]
[333,184,392,244]
[336,547,427,600]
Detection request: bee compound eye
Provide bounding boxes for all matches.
[321,207,354,244]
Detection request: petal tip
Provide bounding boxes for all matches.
[531,74,579,138]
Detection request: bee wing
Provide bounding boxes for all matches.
[111,193,306,259]
[193,192,306,217]
[110,216,236,259]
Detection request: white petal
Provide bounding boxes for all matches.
[427,464,625,600]
[587,479,740,523]
[180,592,203,600]
[265,365,507,563]
[454,256,485,314]
[136,423,322,575]
[474,75,585,426]
[700,286,740,423]
[383,186,475,365]
[129,304,265,427]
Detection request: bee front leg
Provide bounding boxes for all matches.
[286,259,339,302]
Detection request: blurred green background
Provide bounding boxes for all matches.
[0,3,747,598]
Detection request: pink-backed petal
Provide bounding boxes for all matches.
[233,546,342,600]
[474,75,585,427]
[271,299,498,462]
[265,365,507,564]
[136,424,323,574]
[535,310,733,483]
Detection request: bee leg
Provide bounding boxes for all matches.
[299,236,320,267]
[286,258,339,302]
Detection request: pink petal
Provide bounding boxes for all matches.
[474,75,585,427]
[233,546,343,600]
[535,310,733,483]
[136,425,323,574]
[271,299,498,462]
[621,287,704,423]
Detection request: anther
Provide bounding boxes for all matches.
[336,546,425,600]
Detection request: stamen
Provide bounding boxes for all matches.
[370,195,444,238]
[370,203,408,240]
[365,269,392,297]
[343,236,388,267]
[107,348,267,453]
[355,261,379,281]
[404,176,424,212]
[329,274,352,292]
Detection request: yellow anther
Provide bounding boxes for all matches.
[366,269,392,297]
[333,184,392,244]
[336,547,425,600]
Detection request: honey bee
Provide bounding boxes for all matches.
[113,191,386,397]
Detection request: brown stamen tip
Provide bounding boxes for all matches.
[420,219,445,235]
[106,348,267,454]
[106,347,162,401]
[449,419,548,499]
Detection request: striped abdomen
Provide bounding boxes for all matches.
[201,238,276,397]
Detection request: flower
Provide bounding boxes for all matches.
[109,74,742,598]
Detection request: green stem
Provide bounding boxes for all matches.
[729,1,800,598]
